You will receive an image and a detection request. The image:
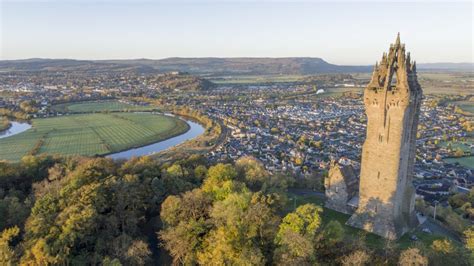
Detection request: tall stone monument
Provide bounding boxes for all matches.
[347,34,422,240]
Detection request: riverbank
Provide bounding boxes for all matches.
[0,117,12,132]
[141,104,227,163]
[107,119,204,160]
[0,121,32,140]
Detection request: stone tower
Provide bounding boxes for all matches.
[347,34,422,240]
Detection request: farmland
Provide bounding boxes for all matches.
[52,100,156,113]
[0,113,188,161]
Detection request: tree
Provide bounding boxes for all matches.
[19,158,152,264]
[463,227,474,263]
[431,239,454,254]
[465,226,474,250]
[197,191,278,265]
[428,239,469,266]
[202,164,244,200]
[0,226,20,265]
[273,204,322,265]
[102,257,122,266]
[125,240,151,266]
[161,189,212,227]
[341,250,370,266]
[159,189,212,265]
[197,226,266,265]
[235,156,269,190]
[454,148,464,157]
[160,219,208,265]
[276,204,322,242]
[449,193,469,208]
[193,165,207,181]
[398,248,428,266]
[315,220,345,252]
[273,229,314,265]
[160,195,182,227]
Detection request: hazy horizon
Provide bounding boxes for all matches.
[2,57,473,66]
[1,1,473,64]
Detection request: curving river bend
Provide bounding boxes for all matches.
[107,119,204,159]
[0,121,32,139]
[0,117,204,160]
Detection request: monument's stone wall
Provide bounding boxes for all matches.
[346,34,422,240]
[324,160,358,214]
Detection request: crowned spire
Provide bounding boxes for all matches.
[395,32,401,46]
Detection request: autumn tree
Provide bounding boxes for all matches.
[0,226,20,265]
[274,204,322,264]
[341,250,371,266]
[398,248,428,266]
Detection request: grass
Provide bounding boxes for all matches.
[455,101,474,115]
[445,156,474,169]
[0,113,188,161]
[286,193,451,250]
[52,100,156,113]
[438,140,472,152]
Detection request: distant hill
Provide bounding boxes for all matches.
[0,58,471,75]
[0,58,156,73]
[103,57,372,75]
[0,58,370,75]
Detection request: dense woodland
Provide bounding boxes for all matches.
[0,154,472,265]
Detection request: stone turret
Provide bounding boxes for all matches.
[324,160,358,214]
[346,34,422,240]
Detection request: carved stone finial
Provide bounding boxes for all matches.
[395,32,401,45]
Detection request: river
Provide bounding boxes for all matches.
[107,119,204,160]
[0,118,205,160]
[0,121,32,139]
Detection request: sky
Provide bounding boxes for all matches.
[0,0,473,65]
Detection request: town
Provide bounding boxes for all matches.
[1,70,472,208]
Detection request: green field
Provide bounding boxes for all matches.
[0,113,188,161]
[445,156,474,169]
[53,100,156,113]
[455,101,474,115]
[438,140,472,152]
